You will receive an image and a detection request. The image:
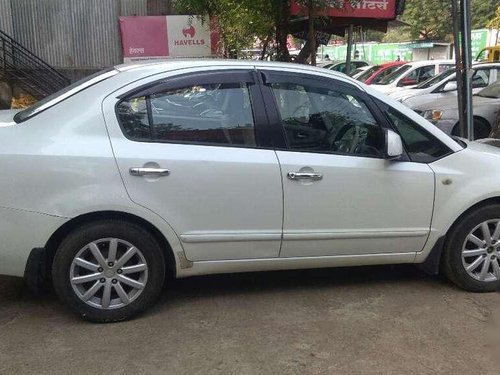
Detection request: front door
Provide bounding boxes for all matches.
[103,69,283,261]
[261,70,435,257]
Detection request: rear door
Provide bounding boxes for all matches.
[102,69,284,261]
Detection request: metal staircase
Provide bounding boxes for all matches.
[0,29,70,99]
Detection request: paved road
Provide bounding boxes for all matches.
[1,265,499,375]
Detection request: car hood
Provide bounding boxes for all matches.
[390,88,425,100]
[413,95,498,111]
[370,84,395,94]
[463,139,500,157]
[0,109,21,127]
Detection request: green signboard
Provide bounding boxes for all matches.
[321,43,413,65]
[320,29,493,65]
[471,29,488,59]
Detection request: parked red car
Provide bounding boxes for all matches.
[356,61,407,85]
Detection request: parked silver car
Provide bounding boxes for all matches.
[3,60,500,322]
[412,80,500,139]
[392,63,500,107]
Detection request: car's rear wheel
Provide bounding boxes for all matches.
[52,220,165,322]
[442,204,500,292]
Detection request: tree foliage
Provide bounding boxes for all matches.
[384,0,497,43]
[402,0,452,40]
[173,0,359,62]
[472,0,498,29]
[172,0,277,57]
[487,5,500,29]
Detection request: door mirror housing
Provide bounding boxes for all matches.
[442,81,457,92]
[385,129,404,160]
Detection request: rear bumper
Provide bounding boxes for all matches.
[0,207,67,277]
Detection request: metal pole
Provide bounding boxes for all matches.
[345,24,353,75]
[460,0,474,140]
[451,0,466,138]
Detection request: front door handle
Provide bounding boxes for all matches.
[129,167,170,177]
[287,171,323,181]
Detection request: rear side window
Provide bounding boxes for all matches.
[117,82,256,147]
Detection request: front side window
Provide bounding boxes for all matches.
[403,66,435,85]
[270,82,384,157]
[416,68,456,89]
[117,82,256,147]
[471,69,490,88]
[439,64,455,73]
[386,108,451,163]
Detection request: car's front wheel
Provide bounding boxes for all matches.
[52,220,165,322]
[442,204,500,292]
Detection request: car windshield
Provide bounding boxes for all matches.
[14,68,118,123]
[356,65,379,82]
[476,80,500,98]
[377,65,411,85]
[416,68,456,89]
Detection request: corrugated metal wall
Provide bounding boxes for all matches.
[0,0,148,69]
[121,0,147,16]
[0,0,13,35]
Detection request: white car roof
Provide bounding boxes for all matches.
[115,59,348,78]
[401,60,455,67]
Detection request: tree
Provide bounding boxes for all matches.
[395,0,496,43]
[173,0,360,63]
[172,0,276,57]
[472,0,498,29]
[402,0,452,40]
[382,27,413,43]
[487,5,500,29]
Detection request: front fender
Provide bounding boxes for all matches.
[416,142,500,262]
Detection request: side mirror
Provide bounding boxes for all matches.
[386,129,403,160]
[442,81,457,92]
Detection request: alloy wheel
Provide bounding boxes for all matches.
[70,238,148,309]
[461,220,500,282]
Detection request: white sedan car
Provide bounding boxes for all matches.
[391,62,500,106]
[371,60,455,95]
[1,60,500,322]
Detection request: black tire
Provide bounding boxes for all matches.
[451,119,491,140]
[442,204,500,292]
[52,220,165,322]
[473,119,491,140]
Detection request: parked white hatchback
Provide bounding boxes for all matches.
[2,60,500,322]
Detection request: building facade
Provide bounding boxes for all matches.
[0,0,174,79]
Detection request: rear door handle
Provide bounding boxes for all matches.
[129,167,170,177]
[287,171,323,181]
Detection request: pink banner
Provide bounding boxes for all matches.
[119,16,215,61]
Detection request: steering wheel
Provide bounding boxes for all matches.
[330,123,380,157]
[331,122,356,152]
[290,103,311,122]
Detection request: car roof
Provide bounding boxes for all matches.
[402,60,454,67]
[378,61,407,68]
[115,59,354,80]
[471,62,500,67]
